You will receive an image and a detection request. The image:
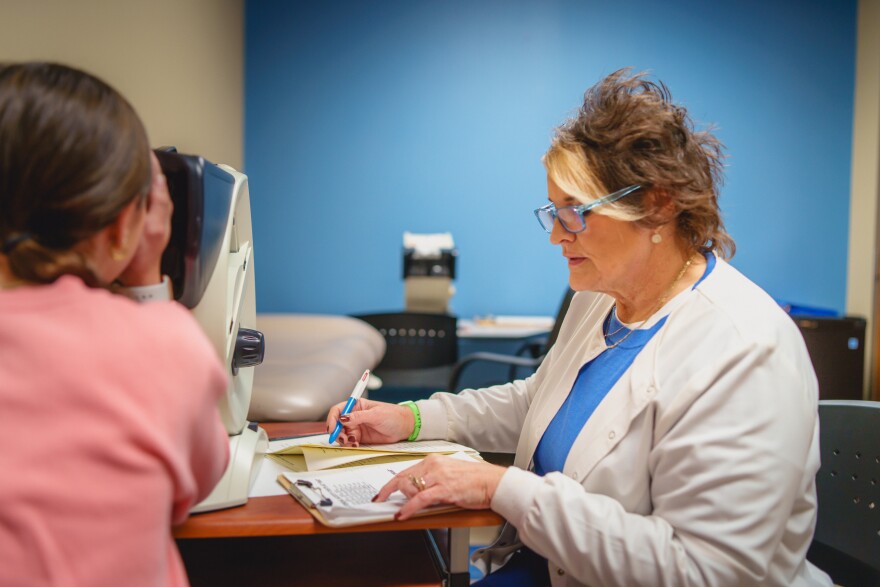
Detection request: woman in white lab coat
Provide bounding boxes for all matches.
[328,68,832,587]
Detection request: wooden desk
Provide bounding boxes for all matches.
[175,422,503,586]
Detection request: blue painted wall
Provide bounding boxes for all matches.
[244,0,857,318]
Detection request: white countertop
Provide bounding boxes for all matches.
[457,315,554,339]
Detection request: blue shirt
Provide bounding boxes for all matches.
[534,312,667,475]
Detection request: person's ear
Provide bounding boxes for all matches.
[643,188,677,224]
[105,197,144,261]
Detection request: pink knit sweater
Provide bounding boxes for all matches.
[0,275,229,586]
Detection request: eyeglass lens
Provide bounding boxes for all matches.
[556,207,586,232]
[536,207,555,232]
[537,206,586,233]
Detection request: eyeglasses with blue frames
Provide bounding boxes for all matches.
[534,185,642,234]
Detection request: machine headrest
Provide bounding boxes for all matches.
[155,148,235,309]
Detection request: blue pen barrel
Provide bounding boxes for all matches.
[329,396,359,443]
[342,396,357,414]
[329,370,370,444]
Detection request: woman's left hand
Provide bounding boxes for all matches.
[374,454,507,520]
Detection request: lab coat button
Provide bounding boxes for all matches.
[557,568,565,576]
[608,430,616,440]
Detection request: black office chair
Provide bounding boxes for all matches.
[806,400,880,586]
[351,312,458,402]
[447,288,574,393]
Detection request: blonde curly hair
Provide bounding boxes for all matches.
[543,68,735,259]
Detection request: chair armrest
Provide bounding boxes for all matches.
[447,352,543,393]
[514,337,548,359]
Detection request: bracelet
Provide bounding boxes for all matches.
[116,275,172,303]
[399,401,422,442]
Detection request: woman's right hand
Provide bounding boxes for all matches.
[325,398,415,446]
[116,152,173,287]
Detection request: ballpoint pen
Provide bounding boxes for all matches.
[328,369,370,444]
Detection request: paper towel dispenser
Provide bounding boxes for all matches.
[402,232,457,314]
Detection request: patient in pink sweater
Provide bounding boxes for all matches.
[0,62,229,587]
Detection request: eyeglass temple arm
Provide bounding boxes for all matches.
[582,184,641,211]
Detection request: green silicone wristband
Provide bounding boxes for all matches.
[399,401,422,442]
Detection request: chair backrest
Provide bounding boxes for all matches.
[810,400,880,581]
[352,312,458,370]
[542,288,575,354]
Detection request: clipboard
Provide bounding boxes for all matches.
[277,456,470,528]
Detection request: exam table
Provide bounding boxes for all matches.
[248,314,386,422]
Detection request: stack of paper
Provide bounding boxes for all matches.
[267,434,480,472]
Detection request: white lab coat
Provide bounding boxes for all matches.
[417,257,832,586]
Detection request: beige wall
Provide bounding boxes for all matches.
[0,0,243,170]
[846,0,880,398]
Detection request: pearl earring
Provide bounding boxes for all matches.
[651,231,662,244]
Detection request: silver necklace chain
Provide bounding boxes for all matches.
[603,253,696,351]
[603,307,629,339]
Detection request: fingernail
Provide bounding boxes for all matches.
[339,415,351,423]
[393,512,401,520]
[347,435,356,443]
[371,494,378,502]
[352,442,359,448]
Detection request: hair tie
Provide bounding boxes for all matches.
[1,232,32,254]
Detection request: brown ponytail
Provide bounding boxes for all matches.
[0,62,151,285]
